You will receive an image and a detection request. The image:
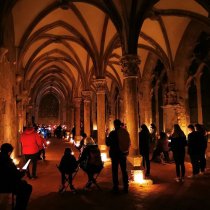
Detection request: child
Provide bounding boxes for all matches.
[58,148,78,192]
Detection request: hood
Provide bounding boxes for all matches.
[24,128,35,135]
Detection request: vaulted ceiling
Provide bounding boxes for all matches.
[9,0,210,106]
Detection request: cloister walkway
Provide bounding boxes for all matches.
[19,138,210,210]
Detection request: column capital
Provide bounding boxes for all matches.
[73,97,82,108]
[120,54,140,77]
[94,78,106,94]
[82,90,92,102]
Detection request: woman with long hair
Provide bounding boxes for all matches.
[170,124,187,182]
[139,124,151,177]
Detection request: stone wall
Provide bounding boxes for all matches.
[0,52,17,155]
[0,13,18,156]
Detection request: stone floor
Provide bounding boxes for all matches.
[5,138,210,210]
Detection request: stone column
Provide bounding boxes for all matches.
[120,55,141,165]
[91,93,97,130]
[74,97,82,141]
[119,97,124,122]
[70,105,74,131]
[144,81,152,126]
[82,90,91,136]
[196,75,203,124]
[94,79,106,149]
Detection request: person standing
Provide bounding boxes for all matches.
[150,123,157,153]
[195,124,208,174]
[106,119,131,193]
[20,125,43,179]
[139,124,151,177]
[170,124,187,182]
[0,143,32,210]
[187,124,200,177]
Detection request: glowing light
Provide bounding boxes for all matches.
[101,152,108,162]
[133,170,144,184]
[93,124,97,130]
[13,158,20,165]
[100,145,106,151]
[69,137,74,144]
[131,169,153,185]
[71,151,74,155]
[46,141,50,145]
[75,141,80,147]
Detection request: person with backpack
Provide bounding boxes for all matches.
[78,137,103,190]
[106,119,131,193]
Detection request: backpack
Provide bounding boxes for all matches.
[117,127,131,154]
[88,146,103,167]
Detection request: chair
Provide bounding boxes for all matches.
[82,162,104,191]
[56,165,79,193]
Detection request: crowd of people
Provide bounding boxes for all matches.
[0,120,209,209]
[139,123,208,182]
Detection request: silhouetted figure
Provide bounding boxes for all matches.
[151,131,170,163]
[195,124,208,174]
[187,124,200,176]
[139,124,151,177]
[58,148,78,192]
[106,119,130,193]
[56,125,62,139]
[170,124,187,182]
[0,143,32,210]
[79,137,103,190]
[150,123,157,153]
[75,133,87,152]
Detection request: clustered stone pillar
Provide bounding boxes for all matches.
[94,79,106,149]
[196,74,203,124]
[69,105,74,131]
[120,54,141,165]
[82,90,91,137]
[74,97,82,141]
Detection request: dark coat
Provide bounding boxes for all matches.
[0,153,25,192]
[139,130,150,155]
[188,131,201,156]
[170,136,187,159]
[106,130,121,158]
[58,154,78,174]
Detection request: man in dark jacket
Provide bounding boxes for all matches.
[0,143,32,210]
[187,124,200,176]
[106,119,130,193]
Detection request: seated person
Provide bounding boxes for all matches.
[58,148,78,192]
[78,137,103,189]
[151,132,169,163]
[0,143,32,210]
